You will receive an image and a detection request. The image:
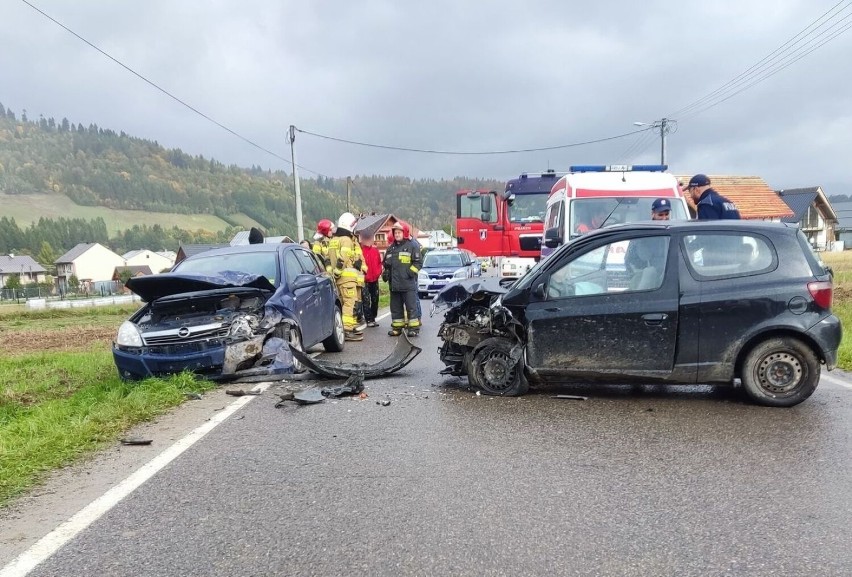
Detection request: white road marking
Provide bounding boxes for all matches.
[820,371,852,390]
[0,382,271,577]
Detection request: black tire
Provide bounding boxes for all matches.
[741,337,820,407]
[468,337,528,396]
[274,324,306,374]
[322,307,345,353]
[418,292,427,300]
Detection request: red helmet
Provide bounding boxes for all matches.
[315,218,334,239]
[399,221,411,239]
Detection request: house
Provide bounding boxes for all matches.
[112,265,154,293]
[829,200,852,249]
[420,230,456,250]
[123,249,174,274]
[54,243,125,293]
[676,175,794,220]
[777,187,838,251]
[174,244,229,265]
[0,254,48,289]
[352,214,422,257]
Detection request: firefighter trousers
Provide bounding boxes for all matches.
[389,290,420,332]
[336,270,362,331]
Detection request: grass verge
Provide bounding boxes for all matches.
[0,349,214,506]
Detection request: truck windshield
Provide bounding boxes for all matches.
[508,194,547,223]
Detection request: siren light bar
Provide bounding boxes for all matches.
[569,164,668,173]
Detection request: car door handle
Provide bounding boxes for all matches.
[642,313,668,325]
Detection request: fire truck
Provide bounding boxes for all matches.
[455,170,560,278]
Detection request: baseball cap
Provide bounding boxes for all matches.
[651,198,671,213]
[684,174,711,189]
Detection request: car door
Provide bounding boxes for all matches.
[283,250,323,346]
[293,247,335,341]
[523,233,679,381]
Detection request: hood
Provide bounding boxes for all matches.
[126,272,275,302]
[430,277,507,313]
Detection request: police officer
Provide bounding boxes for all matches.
[383,222,422,337]
[684,174,741,220]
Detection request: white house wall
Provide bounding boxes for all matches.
[73,244,126,283]
[125,250,173,273]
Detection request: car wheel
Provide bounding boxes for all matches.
[468,337,528,396]
[741,337,820,407]
[418,292,426,299]
[274,324,306,373]
[322,307,345,353]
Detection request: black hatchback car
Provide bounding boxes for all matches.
[436,221,841,407]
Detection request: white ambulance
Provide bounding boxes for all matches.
[540,165,691,259]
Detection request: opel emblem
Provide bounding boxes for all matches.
[178,327,190,338]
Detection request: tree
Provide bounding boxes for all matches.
[68,274,80,293]
[37,241,57,269]
[5,273,22,291]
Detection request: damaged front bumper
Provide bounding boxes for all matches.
[113,334,296,382]
[290,332,422,379]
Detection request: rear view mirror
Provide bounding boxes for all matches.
[544,227,563,248]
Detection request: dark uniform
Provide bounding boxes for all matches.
[695,188,741,220]
[383,233,422,337]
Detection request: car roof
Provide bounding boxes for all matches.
[591,220,798,236]
[184,243,302,259]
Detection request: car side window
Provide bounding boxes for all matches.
[683,233,775,279]
[294,248,323,275]
[545,236,669,299]
[283,251,301,287]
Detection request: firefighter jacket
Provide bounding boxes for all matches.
[328,230,366,282]
[382,238,422,292]
[312,237,332,273]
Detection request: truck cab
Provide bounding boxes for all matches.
[541,165,690,259]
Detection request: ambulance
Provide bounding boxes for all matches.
[540,165,690,259]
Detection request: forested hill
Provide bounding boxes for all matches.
[0,102,503,236]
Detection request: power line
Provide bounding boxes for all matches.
[668,1,852,120]
[21,0,296,169]
[294,126,649,155]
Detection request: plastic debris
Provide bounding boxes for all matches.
[120,437,153,446]
[376,399,391,407]
[226,389,262,397]
[552,394,588,401]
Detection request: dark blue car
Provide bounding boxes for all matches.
[113,243,345,380]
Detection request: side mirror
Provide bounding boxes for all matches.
[544,227,563,249]
[291,273,318,291]
[480,194,492,214]
[532,282,547,300]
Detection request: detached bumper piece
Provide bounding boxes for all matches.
[290,332,422,379]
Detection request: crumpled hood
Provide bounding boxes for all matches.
[126,272,275,302]
[430,277,507,314]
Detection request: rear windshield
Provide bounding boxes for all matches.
[424,253,463,268]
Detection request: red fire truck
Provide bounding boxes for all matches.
[455,170,560,278]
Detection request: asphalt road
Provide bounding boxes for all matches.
[2,298,851,577]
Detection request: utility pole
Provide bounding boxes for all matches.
[633,118,676,166]
[346,176,352,213]
[289,125,304,242]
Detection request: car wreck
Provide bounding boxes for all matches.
[435,221,842,407]
[113,243,346,381]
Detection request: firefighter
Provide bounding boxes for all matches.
[312,218,336,273]
[382,221,422,337]
[328,212,366,341]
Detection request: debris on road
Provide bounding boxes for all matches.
[225,389,262,397]
[120,437,153,446]
[183,392,203,400]
[321,374,365,398]
[553,394,588,401]
[289,331,421,379]
[377,399,391,407]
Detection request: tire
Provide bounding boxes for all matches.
[322,307,345,352]
[274,324,306,374]
[418,292,427,300]
[468,337,528,396]
[741,337,820,407]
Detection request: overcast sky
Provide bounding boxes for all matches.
[3,0,851,194]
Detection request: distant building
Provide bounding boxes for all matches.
[54,243,125,294]
[420,230,455,250]
[175,244,229,265]
[0,254,48,289]
[123,249,174,273]
[230,230,296,246]
[777,186,838,251]
[676,175,794,220]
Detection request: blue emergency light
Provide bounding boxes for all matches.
[569,164,668,173]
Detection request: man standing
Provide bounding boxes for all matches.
[312,219,336,273]
[383,222,422,337]
[626,198,671,275]
[328,212,365,342]
[684,174,741,220]
[359,231,382,328]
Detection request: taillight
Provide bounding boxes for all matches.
[807,280,833,309]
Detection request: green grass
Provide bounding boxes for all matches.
[0,193,233,235]
[0,349,215,505]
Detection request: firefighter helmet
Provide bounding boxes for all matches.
[314,218,335,240]
[337,212,357,232]
[399,220,411,239]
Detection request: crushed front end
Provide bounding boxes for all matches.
[114,278,293,381]
[433,278,529,395]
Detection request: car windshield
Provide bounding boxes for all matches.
[424,253,463,267]
[174,252,280,285]
[508,194,547,223]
